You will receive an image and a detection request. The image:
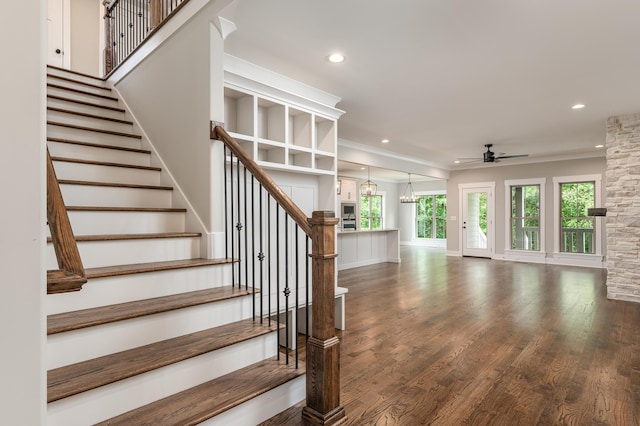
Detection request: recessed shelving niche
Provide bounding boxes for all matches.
[223,86,337,175]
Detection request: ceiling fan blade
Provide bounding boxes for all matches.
[494,154,528,159]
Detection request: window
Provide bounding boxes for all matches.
[553,174,601,256]
[416,194,446,239]
[360,194,383,230]
[510,184,540,250]
[560,181,595,253]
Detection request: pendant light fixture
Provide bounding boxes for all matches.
[360,166,377,197]
[400,173,419,203]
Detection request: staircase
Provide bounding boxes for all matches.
[45,65,305,425]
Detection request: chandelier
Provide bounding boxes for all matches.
[360,166,377,196]
[400,173,418,203]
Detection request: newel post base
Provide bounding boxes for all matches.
[303,211,346,425]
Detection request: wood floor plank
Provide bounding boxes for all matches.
[48,318,276,402]
[261,246,640,425]
[48,286,251,335]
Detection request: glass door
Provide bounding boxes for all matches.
[462,186,493,258]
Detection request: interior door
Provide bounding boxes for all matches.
[462,186,493,258]
[47,0,65,67]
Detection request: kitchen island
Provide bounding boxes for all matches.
[337,228,400,271]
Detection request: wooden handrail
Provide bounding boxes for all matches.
[47,148,87,293]
[211,122,345,424]
[211,124,312,236]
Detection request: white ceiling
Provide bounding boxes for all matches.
[224,0,640,177]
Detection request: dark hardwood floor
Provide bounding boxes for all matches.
[261,246,640,425]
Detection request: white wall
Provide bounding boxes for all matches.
[446,157,607,262]
[70,0,100,75]
[113,1,231,257]
[0,1,46,423]
[341,178,399,229]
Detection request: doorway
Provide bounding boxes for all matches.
[47,0,70,68]
[460,183,494,258]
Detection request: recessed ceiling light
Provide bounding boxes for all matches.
[381,139,390,144]
[595,144,604,148]
[360,167,366,170]
[572,103,585,109]
[454,160,461,164]
[328,53,345,63]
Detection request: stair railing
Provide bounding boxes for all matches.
[211,123,346,425]
[46,148,87,294]
[103,0,190,74]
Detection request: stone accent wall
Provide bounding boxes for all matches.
[606,112,640,303]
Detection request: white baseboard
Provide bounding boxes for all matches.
[337,257,398,271]
[446,250,461,257]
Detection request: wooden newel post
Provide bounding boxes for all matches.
[149,0,162,30]
[103,1,113,74]
[302,211,346,425]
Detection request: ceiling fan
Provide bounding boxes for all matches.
[458,144,528,164]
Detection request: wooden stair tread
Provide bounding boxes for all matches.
[50,156,158,170]
[58,179,173,191]
[47,95,126,113]
[47,64,106,82]
[47,106,133,125]
[95,357,305,426]
[47,73,111,91]
[47,121,142,139]
[47,83,118,101]
[65,206,186,212]
[48,285,252,335]
[85,258,234,279]
[47,137,150,154]
[47,318,274,403]
[47,82,117,101]
[47,231,198,244]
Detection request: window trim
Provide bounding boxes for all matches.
[504,178,546,256]
[413,191,447,242]
[552,174,602,257]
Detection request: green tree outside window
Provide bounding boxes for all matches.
[416,194,447,239]
[360,195,383,230]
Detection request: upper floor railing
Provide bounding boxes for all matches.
[103,0,190,73]
[211,123,345,425]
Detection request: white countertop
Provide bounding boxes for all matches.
[337,228,399,234]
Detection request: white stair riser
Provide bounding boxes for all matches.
[47,76,113,97]
[48,140,150,166]
[46,68,108,88]
[200,375,305,426]
[47,86,120,108]
[47,334,278,426]
[47,124,142,149]
[46,237,200,269]
[47,97,126,121]
[52,160,160,186]
[47,109,134,134]
[47,297,259,369]
[63,210,185,236]
[60,184,172,208]
[46,265,232,315]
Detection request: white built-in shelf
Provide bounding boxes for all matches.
[224,86,337,176]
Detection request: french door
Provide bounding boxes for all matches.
[461,184,494,258]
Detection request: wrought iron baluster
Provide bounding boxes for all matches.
[306,235,310,343]
[267,194,271,327]
[295,225,299,368]
[223,145,228,259]
[229,151,235,286]
[284,212,290,365]
[258,183,264,324]
[244,167,248,291]
[236,161,242,289]
[276,206,280,359]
